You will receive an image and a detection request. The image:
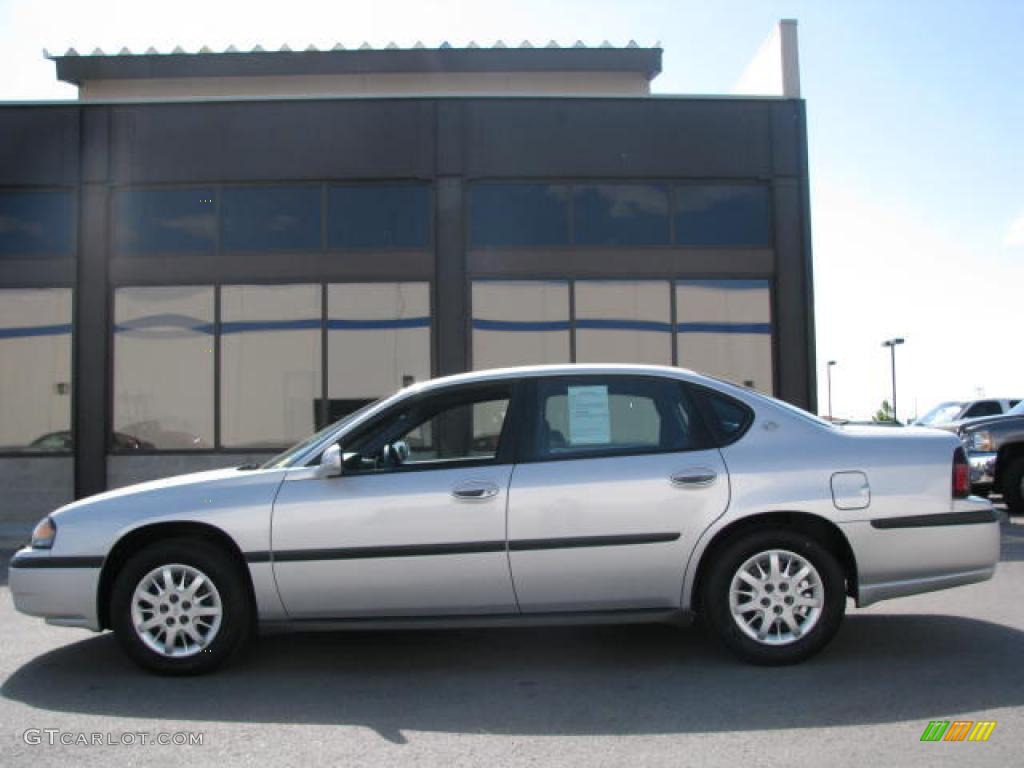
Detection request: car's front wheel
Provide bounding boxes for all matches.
[702,529,846,665]
[110,538,252,675]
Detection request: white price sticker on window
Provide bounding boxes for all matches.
[568,385,610,445]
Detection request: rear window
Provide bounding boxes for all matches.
[694,386,754,446]
[964,401,1001,418]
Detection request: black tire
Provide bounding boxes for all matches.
[110,538,252,675]
[1003,457,1024,516]
[701,528,846,665]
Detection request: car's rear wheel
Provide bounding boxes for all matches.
[1003,458,1024,516]
[702,529,846,665]
[110,538,252,675]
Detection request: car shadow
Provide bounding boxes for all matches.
[3,614,1023,742]
[999,511,1024,562]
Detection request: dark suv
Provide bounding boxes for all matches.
[958,400,1024,514]
[915,398,1021,429]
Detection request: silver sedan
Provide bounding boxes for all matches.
[9,364,1000,674]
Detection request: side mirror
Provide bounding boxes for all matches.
[315,443,343,479]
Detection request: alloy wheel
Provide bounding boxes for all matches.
[130,563,223,658]
[728,549,824,646]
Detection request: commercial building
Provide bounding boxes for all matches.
[0,22,814,536]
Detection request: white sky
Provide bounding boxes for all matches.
[1,0,1021,420]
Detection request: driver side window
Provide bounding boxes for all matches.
[346,385,512,471]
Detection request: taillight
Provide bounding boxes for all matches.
[953,447,970,499]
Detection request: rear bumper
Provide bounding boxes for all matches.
[8,548,102,631]
[841,500,1000,607]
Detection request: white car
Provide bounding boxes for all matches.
[9,364,1000,674]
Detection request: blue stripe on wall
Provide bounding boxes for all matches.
[677,279,770,290]
[327,317,430,330]
[575,318,673,333]
[0,323,72,339]
[473,318,769,334]
[219,319,321,334]
[113,315,432,336]
[676,322,772,334]
[115,313,215,335]
[472,319,571,332]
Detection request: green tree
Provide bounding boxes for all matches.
[873,399,895,423]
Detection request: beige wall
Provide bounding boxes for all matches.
[79,71,650,101]
[675,282,773,393]
[575,281,672,365]
[472,281,571,370]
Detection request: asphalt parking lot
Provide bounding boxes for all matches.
[2,508,1022,767]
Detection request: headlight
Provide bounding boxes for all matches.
[30,516,56,549]
[968,431,994,452]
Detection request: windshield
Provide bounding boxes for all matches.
[916,401,964,425]
[260,398,384,469]
[1009,401,1024,416]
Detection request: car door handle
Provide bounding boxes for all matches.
[452,481,500,501]
[670,469,718,488]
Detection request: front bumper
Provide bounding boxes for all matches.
[840,499,1000,607]
[968,452,997,490]
[8,548,102,630]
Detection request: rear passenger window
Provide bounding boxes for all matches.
[964,401,1001,418]
[533,377,706,459]
[698,388,754,446]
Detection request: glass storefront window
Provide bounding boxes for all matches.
[675,280,773,393]
[114,187,216,255]
[222,186,321,252]
[572,184,670,246]
[469,183,570,247]
[472,281,571,370]
[0,289,72,451]
[0,190,74,256]
[220,284,321,448]
[574,281,672,365]
[674,185,772,246]
[328,185,431,249]
[326,283,431,421]
[113,286,214,450]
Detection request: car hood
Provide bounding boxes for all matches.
[956,414,1024,432]
[51,466,277,520]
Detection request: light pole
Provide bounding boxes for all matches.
[881,338,905,423]
[826,360,837,420]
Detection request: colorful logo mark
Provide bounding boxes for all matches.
[920,720,997,742]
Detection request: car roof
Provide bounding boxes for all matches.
[406,363,709,393]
